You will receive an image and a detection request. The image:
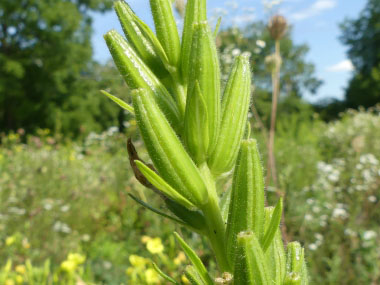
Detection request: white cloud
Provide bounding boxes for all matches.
[291,0,336,21]
[326,60,355,72]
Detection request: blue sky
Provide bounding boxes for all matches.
[91,0,366,103]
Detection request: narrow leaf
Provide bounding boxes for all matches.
[132,88,208,207]
[261,198,283,252]
[209,55,251,175]
[225,139,265,267]
[135,160,195,210]
[234,231,271,285]
[128,193,185,225]
[100,90,134,114]
[213,17,222,38]
[152,262,178,284]
[174,232,214,285]
[185,265,205,285]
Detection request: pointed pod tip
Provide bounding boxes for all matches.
[237,230,254,242]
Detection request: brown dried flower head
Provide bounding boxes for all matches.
[268,15,288,40]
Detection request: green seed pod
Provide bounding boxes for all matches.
[187,22,221,154]
[104,30,181,130]
[114,1,170,76]
[132,88,208,208]
[150,0,181,67]
[184,81,209,165]
[226,139,265,267]
[234,231,271,285]
[264,207,286,285]
[209,55,251,175]
[286,242,307,283]
[301,258,309,285]
[181,0,207,81]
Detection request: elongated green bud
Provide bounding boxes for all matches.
[150,0,181,67]
[185,265,204,285]
[187,22,221,153]
[184,81,209,165]
[209,55,251,175]
[264,207,286,285]
[132,88,208,207]
[181,0,207,81]
[234,231,271,285]
[104,30,181,130]
[114,1,169,77]
[286,242,305,275]
[226,139,265,267]
[261,198,283,252]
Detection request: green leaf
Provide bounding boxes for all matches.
[261,198,283,252]
[174,232,214,285]
[135,160,195,210]
[132,88,208,208]
[225,139,265,267]
[188,22,221,154]
[100,90,134,114]
[209,55,251,175]
[234,231,271,285]
[264,207,286,285]
[150,0,181,67]
[152,262,179,284]
[181,0,207,81]
[128,193,185,225]
[185,265,205,285]
[213,16,222,38]
[184,81,209,165]
[104,30,181,131]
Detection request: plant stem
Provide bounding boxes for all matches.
[199,163,231,273]
[266,39,280,190]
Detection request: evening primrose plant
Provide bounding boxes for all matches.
[103,0,309,283]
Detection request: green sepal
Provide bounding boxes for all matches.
[184,81,209,165]
[114,1,170,77]
[174,232,214,285]
[226,139,265,267]
[264,207,286,285]
[152,262,178,284]
[181,0,207,81]
[165,199,207,234]
[284,273,301,285]
[219,188,231,224]
[261,198,283,252]
[234,231,271,285]
[149,0,181,67]
[188,22,221,153]
[213,16,222,38]
[100,90,134,114]
[209,55,251,175]
[132,88,208,208]
[135,160,195,210]
[185,265,204,285]
[104,30,181,130]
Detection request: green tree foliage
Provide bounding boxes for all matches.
[217,23,322,124]
[340,0,380,109]
[0,0,129,136]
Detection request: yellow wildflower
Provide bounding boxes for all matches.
[60,260,77,273]
[145,268,160,284]
[15,265,26,275]
[68,253,85,265]
[5,279,15,285]
[5,236,16,246]
[146,237,164,254]
[174,251,186,265]
[141,235,151,244]
[126,267,134,276]
[22,238,30,249]
[181,275,190,284]
[129,255,148,268]
[15,275,23,284]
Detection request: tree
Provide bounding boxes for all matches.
[0,0,119,135]
[340,0,380,109]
